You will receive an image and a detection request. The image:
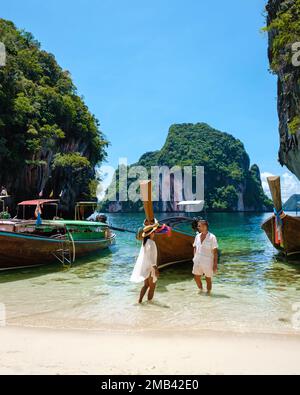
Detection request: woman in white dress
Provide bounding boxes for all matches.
[131,224,160,304]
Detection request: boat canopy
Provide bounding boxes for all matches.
[52,220,107,227]
[75,201,99,220]
[177,200,205,213]
[76,201,98,206]
[177,200,204,206]
[18,199,59,206]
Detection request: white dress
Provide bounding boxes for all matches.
[131,239,158,283]
[193,232,218,278]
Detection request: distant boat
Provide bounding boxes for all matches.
[0,199,116,270]
[139,181,198,268]
[262,176,300,256]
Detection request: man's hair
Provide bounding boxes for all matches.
[198,220,209,229]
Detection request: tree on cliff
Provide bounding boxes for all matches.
[102,123,272,213]
[0,19,108,215]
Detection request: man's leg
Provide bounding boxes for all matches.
[206,277,212,294]
[194,275,203,291]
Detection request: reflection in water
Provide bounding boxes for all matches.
[1,212,300,334]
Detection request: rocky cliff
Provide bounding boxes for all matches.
[283,193,300,210]
[0,19,108,217]
[266,0,300,179]
[103,123,272,213]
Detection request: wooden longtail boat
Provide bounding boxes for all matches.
[262,176,300,256]
[52,220,116,261]
[0,200,116,270]
[139,181,196,268]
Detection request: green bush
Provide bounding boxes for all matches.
[53,153,91,170]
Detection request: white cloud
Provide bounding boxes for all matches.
[261,171,300,203]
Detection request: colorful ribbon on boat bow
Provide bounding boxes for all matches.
[273,207,285,247]
[274,208,284,227]
[155,224,172,237]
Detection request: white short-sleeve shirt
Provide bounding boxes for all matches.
[193,232,218,268]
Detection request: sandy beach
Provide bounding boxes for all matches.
[1,326,300,375]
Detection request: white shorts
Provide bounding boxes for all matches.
[192,260,213,278]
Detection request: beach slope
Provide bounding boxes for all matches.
[1,327,300,375]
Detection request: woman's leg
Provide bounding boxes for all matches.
[147,276,157,301]
[139,279,150,304]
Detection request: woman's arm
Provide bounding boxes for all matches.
[152,242,160,278]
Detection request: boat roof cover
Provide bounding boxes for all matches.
[177,200,204,206]
[18,199,59,206]
[51,220,108,227]
[76,201,98,206]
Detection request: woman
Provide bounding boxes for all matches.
[131,224,160,304]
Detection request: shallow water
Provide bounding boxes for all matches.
[1,212,300,334]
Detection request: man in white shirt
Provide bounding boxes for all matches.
[193,220,218,294]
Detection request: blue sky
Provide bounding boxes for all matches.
[2,0,299,198]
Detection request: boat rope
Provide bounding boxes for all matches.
[109,225,136,234]
[67,231,76,263]
[273,208,286,227]
[273,207,286,248]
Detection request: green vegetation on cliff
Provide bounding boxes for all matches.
[103,123,272,212]
[264,0,300,73]
[0,19,108,213]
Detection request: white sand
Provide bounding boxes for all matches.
[1,326,300,375]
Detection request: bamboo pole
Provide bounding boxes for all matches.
[140,180,155,224]
[267,176,282,213]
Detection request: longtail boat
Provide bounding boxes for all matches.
[139,180,197,268]
[0,200,115,270]
[262,176,300,256]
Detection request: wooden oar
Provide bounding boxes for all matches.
[109,226,136,234]
[140,180,155,224]
[267,176,282,212]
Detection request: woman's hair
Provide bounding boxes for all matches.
[143,235,151,246]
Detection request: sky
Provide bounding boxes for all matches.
[1,0,300,200]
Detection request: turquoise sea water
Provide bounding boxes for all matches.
[1,212,300,334]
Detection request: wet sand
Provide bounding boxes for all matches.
[1,326,300,375]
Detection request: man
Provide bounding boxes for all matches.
[193,220,218,294]
[0,186,8,197]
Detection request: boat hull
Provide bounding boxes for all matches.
[0,231,116,270]
[262,214,300,256]
[72,236,116,259]
[154,229,194,268]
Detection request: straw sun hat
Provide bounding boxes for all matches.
[142,223,159,238]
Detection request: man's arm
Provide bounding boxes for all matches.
[213,248,218,273]
[193,235,198,257]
